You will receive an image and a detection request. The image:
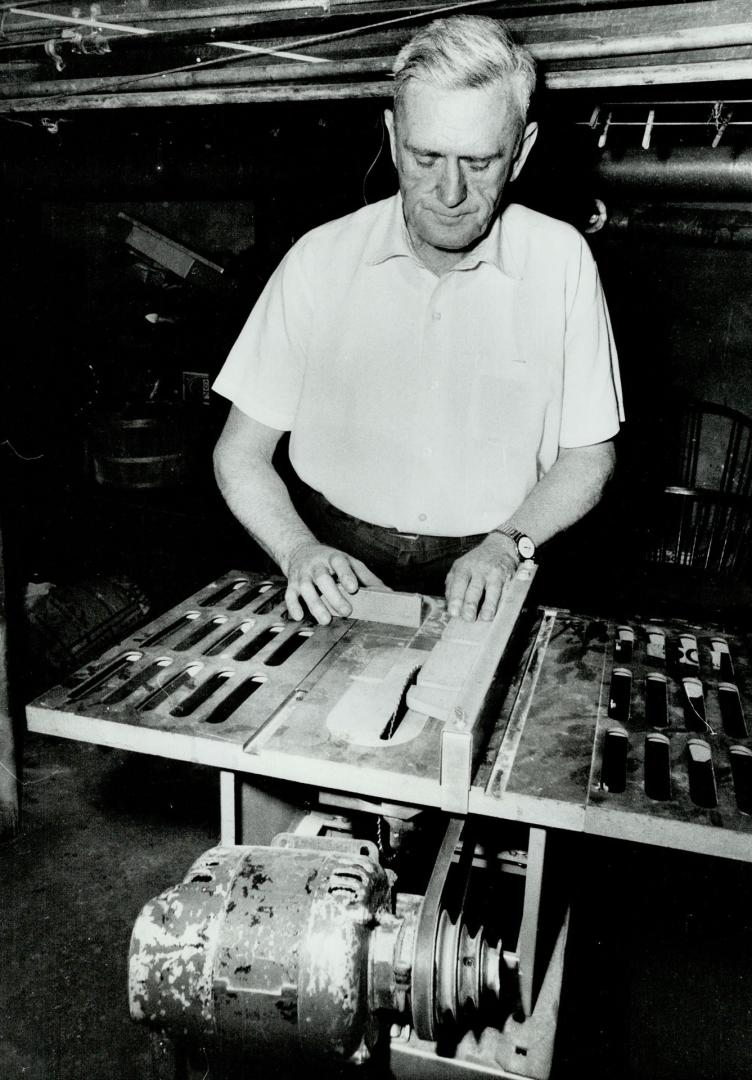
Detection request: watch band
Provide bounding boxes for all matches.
[491,524,536,561]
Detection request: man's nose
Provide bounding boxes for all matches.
[437,160,466,207]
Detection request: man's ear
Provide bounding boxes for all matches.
[384,108,398,167]
[510,121,538,182]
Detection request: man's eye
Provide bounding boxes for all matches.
[468,160,491,172]
[415,156,436,168]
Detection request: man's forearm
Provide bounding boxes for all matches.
[214,444,315,576]
[439,440,616,622]
[503,440,616,545]
[213,408,384,624]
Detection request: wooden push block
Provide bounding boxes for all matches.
[345,587,423,628]
[412,637,479,690]
[407,616,493,722]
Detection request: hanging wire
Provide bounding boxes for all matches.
[1,438,44,461]
[361,111,387,206]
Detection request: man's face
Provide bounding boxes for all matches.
[385,80,537,268]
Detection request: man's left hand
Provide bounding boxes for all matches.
[445,534,519,622]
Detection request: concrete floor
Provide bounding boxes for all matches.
[1,733,217,1080]
[3,730,752,1080]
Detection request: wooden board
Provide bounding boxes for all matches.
[346,587,424,627]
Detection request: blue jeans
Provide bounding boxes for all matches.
[299,486,486,595]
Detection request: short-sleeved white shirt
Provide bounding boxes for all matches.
[213,194,624,536]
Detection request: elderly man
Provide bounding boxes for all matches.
[213,15,623,625]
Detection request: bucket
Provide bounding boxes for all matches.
[91,412,186,489]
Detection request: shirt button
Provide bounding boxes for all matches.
[418,513,427,522]
[422,447,432,457]
[432,311,442,321]
[430,381,439,391]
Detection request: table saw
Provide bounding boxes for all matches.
[26,566,752,1078]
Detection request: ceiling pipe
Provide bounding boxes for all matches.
[596,148,752,198]
[533,22,752,61]
[5,55,752,111]
[0,55,391,100]
[1,81,396,110]
[607,206,752,247]
[6,13,752,102]
[4,3,751,51]
[3,15,752,92]
[546,56,752,90]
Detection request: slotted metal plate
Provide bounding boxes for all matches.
[26,571,453,803]
[586,615,752,858]
[27,573,354,763]
[473,610,752,861]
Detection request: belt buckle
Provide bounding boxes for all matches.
[397,532,421,541]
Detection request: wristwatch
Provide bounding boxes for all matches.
[491,524,536,561]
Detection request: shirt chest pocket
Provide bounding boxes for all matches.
[456,339,532,396]
[475,369,541,441]
[449,296,527,373]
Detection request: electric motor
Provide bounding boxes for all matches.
[129,829,510,1068]
[129,834,401,1064]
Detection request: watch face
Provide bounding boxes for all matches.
[518,535,536,560]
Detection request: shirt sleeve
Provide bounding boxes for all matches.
[211,241,313,431]
[558,236,625,448]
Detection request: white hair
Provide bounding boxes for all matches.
[392,15,536,125]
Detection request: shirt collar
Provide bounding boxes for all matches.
[365,193,522,281]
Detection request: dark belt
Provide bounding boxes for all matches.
[302,485,484,545]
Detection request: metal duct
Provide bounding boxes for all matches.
[606,206,752,247]
[596,147,752,197]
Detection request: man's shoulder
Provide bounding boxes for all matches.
[503,202,584,249]
[501,203,590,282]
[294,196,397,259]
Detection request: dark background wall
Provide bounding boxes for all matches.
[2,55,751,1080]
[602,235,752,415]
[2,96,751,692]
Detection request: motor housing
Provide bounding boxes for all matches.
[129,835,393,1064]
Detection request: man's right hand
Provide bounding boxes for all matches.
[284,540,385,625]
